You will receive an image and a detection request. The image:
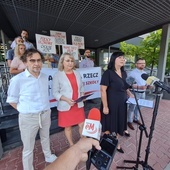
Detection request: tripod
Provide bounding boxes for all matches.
[117,85,149,170]
[117,86,163,170]
[142,87,162,170]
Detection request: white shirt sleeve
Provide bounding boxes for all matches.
[6,77,20,104]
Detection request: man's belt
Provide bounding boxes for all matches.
[134,91,145,93]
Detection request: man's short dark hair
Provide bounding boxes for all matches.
[20,48,44,63]
[84,49,90,53]
[136,58,145,63]
[21,29,29,34]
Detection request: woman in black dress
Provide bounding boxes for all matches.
[100,51,133,153]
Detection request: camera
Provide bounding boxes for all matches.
[91,134,118,170]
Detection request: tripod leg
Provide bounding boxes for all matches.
[117,166,135,169]
[124,160,137,163]
[143,93,161,170]
[142,165,154,170]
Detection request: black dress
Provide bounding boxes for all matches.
[100,69,129,136]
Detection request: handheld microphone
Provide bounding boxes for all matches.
[82,108,101,170]
[82,108,101,141]
[126,76,136,88]
[83,108,118,170]
[141,74,159,86]
[141,73,170,93]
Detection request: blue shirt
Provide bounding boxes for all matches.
[79,57,94,68]
[128,68,146,92]
[6,49,14,60]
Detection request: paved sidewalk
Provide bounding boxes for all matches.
[0,99,170,170]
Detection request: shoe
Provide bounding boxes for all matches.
[133,120,142,125]
[124,131,130,137]
[45,154,57,163]
[117,147,124,153]
[128,122,135,130]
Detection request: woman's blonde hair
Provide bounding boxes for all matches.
[58,52,76,71]
[14,43,26,58]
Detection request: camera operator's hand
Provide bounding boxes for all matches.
[45,138,101,170]
[75,137,101,162]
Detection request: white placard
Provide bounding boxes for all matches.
[41,67,101,108]
[72,35,85,49]
[50,30,67,45]
[62,44,79,60]
[35,34,56,54]
[127,98,154,108]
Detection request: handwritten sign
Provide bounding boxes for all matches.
[72,35,85,49]
[62,44,78,60]
[36,34,56,54]
[50,30,67,45]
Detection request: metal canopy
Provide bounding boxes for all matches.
[0,0,170,49]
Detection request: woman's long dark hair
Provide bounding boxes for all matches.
[108,51,125,71]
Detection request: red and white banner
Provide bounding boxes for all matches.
[41,67,101,108]
[72,35,85,49]
[50,30,67,45]
[62,44,79,60]
[36,34,56,54]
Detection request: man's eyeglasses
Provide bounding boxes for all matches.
[29,59,42,63]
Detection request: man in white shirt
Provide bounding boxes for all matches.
[127,58,147,130]
[79,49,94,68]
[7,49,57,170]
[10,29,35,49]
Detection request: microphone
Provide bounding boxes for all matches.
[126,76,136,88]
[82,108,101,170]
[83,109,118,170]
[141,73,170,93]
[141,74,159,86]
[82,108,101,141]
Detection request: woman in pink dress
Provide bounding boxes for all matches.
[53,53,85,146]
[10,43,26,75]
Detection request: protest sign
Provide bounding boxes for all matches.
[36,34,56,54]
[72,35,85,49]
[50,30,67,45]
[62,44,79,60]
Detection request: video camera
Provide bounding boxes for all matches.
[91,134,118,170]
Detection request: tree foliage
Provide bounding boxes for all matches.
[120,29,170,75]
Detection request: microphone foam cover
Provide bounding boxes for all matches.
[126,76,135,85]
[141,73,149,80]
[88,108,101,121]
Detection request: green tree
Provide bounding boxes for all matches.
[120,41,142,69]
[120,41,141,59]
[120,30,164,75]
[140,30,161,75]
